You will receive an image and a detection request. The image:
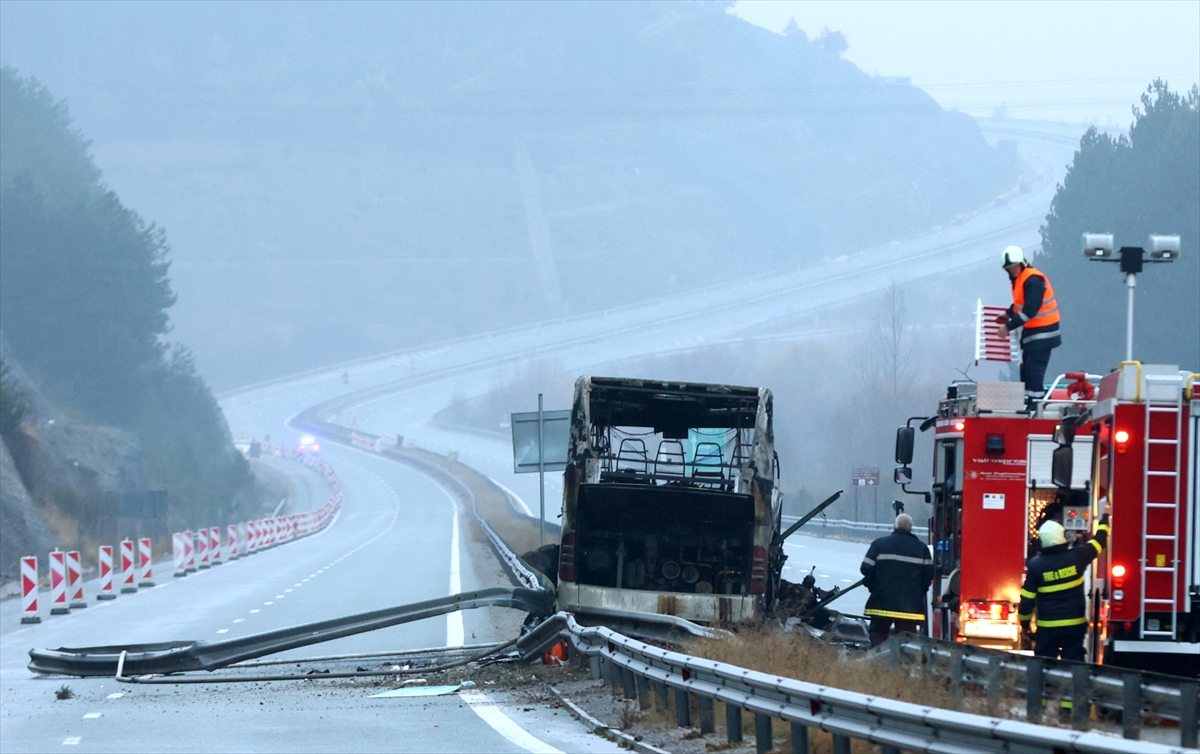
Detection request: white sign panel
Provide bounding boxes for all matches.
[510,409,571,474]
[982,493,1005,510]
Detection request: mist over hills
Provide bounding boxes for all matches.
[0,1,1009,390]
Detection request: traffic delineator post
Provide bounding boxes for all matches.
[97,546,117,599]
[228,524,239,560]
[197,528,210,569]
[138,537,155,587]
[209,527,221,565]
[49,550,69,614]
[119,539,137,593]
[67,550,87,609]
[21,556,41,623]
[172,533,186,577]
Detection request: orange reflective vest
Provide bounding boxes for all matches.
[1012,267,1060,329]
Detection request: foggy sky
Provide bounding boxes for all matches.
[733,0,1200,125]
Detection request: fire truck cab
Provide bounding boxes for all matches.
[898,375,1101,650]
[898,364,1199,674]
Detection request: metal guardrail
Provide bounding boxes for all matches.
[528,612,1193,754]
[781,515,929,540]
[28,587,552,677]
[885,633,1198,745]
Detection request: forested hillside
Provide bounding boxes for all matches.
[0,68,252,535]
[0,2,1010,389]
[1039,81,1199,372]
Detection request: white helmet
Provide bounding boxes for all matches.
[1038,520,1067,547]
[1001,245,1025,268]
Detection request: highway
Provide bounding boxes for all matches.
[0,443,617,753]
[1,121,1083,752]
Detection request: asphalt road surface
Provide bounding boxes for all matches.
[0,444,619,753]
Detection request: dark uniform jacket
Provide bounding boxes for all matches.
[860,529,935,622]
[1018,515,1109,629]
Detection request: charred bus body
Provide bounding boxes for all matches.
[556,377,780,624]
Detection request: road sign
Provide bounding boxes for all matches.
[510,409,570,473]
[852,467,880,486]
[511,395,570,547]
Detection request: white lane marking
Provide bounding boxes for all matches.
[216,629,229,634]
[233,618,244,623]
[83,713,102,719]
[106,693,123,699]
[841,579,854,583]
[250,609,260,613]
[490,478,534,517]
[63,738,81,745]
[264,602,274,605]
[460,692,561,754]
[285,589,293,593]
[447,495,464,648]
[276,594,286,598]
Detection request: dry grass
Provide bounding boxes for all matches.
[691,629,955,710]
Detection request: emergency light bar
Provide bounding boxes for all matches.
[973,299,1016,365]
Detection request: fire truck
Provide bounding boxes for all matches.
[894,312,1198,673]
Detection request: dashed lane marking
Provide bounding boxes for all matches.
[233,618,244,623]
[250,609,260,613]
[83,713,102,719]
[63,738,81,746]
[264,602,273,605]
[106,693,123,699]
[217,629,229,634]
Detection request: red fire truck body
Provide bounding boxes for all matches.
[924,379,1098,649]
[919,365,1198,673]
[1088,364,1198,673]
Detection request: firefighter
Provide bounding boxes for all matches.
[1018,505,1110,660]
[995,246,1061,405]
[860,513,935,647]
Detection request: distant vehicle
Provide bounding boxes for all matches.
[556,376,781,625]
[298,435,320,453]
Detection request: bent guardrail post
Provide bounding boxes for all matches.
[29,586,552,677]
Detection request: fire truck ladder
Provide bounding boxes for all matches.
[1140,386,1186,639]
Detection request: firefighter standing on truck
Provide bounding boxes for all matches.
[995,246,1061,406]
[860,513,934,647]
[1018,504,1110,660]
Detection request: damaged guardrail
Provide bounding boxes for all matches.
[28,587,553,677]
[531,612,1193,754]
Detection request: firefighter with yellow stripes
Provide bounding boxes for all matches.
[860,513,935,647]
[1018,505,1110,660]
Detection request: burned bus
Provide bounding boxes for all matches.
[556,376,781,624]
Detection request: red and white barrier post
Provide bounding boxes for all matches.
[119,539,137,593]
[209,527,221,565]
[21,556,40,623]
[67,550,87,609]
[227,524,239,560]
[138,537,155,587]
[97,545,116,599]
[184,530,196,573]
[49,550,69,614]
[197,528,210,569]
[248,520,258,553]
[172,533,186,577]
